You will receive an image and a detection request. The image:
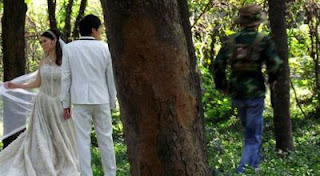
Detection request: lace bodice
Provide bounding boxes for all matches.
[39,64,61,97]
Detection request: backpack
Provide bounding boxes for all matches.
[228,33,266,71]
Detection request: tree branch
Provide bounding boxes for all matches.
[191,0,213,29]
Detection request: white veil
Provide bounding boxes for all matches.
[0,71,38,140]
[0,37,66,141]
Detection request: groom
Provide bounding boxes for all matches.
[61,14,117,176]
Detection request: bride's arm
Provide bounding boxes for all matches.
[6,61,43,89]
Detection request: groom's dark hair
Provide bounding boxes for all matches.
[79,14,102,36]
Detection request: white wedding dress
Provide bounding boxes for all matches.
[0,64,80,176]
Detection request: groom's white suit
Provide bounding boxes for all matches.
[61,36,116,176]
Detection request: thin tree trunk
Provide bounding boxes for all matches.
[268,0,294,151]
[2,0,27,148]
[100,0,209,175]
[315,23,320,107]
[72,0,87,39]
[64,0,74,42]
[305,2,320,112]
[313,4,320,94]
[47,0,57,29]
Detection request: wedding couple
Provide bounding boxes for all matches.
[0,15,116,176]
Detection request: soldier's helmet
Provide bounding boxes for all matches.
[235,4,266,27]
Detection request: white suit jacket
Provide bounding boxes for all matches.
[61,36,116,109]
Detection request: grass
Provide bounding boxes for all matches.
[207,108,320,176]
[91,141,130,176]
[1,105,319,176]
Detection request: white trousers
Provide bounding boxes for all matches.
[72,104,116,176]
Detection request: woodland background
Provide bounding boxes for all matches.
[0,0,320,175]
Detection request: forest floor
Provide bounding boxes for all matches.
[1,107,319,176]
[91,105,320,176]
[207,108,320,176]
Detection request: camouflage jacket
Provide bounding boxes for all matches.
[212,28,283,99]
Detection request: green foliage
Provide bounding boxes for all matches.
[189,0,320,175]
[91,142,130,176]
[1,0,320,175]
[200,65,233,122]
[207,110,320,175]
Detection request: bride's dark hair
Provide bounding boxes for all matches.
[41,29,63,66]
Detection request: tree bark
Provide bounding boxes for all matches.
[2,0,27,82]
[100,0,209,175]
[72,0,87,39]
[64,0,74,42]
[268,0,294,151]
[305,3,320,108]
[47,0,57,29]
[2,0,27,147]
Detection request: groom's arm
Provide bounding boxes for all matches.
[105,46,117,110]
[61,46,72,114]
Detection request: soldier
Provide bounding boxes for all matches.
[211,4,283,173]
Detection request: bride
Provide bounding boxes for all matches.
[0,29,79,176]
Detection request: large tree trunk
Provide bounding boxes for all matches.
[268,0,294,151]
[64,0,74,42]
[1,0,27,148]
[100,0,209,175]
[47,0,57,29]
[72,0,87,39]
